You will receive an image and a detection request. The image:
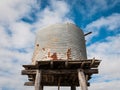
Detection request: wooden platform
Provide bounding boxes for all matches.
[21,59,101,87]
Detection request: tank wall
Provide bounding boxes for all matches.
[32,23,87,64]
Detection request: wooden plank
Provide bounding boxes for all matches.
[37,59,100,64]
[24,81,90,86]
[22,69,98,75]
[22,70,36,75]
[24,81,34,86]
[21,69,98,76]
[22,60,101,70]
[22,65,36,69]
[42,69,98,74]
[41,82,79,86]
[78,69,88,90]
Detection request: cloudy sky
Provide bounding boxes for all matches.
[0,0,120,90]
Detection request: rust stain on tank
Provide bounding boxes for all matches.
[48,52,51,58]
[37,44,39,47]
[42,48,45,51]
[67,48,72,60]
[51,53,58,60]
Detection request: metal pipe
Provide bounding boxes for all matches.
[84,32,92,36]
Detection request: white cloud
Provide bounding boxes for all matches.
[87,34,120,74]
[86,34,120,90]
[0,0,39,24]
[0,22,35,49]
[89,80,120,90]
[10,21,35,48]
[34,0,73,30]
[0,0,38,89]
[0,45,33,89]
[0,26,11,48]
[72,0,120,17]
[85,13,120,31]
[84,13,120,42]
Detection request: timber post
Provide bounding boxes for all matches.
[78,69,88,90]
[35,70,43,90]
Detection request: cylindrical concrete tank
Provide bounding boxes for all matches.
[32,23,87,64]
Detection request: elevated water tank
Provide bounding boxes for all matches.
[32,23,87,64]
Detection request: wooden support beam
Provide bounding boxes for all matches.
[24,81,34,86]
[78,69,88,90]
[71,86,76,90]
[24,81,90,86]
[22,65,36,69]
[22,69,98,75]
[90,58,95,67]
[22,60,101,70]
[42,69,98,75]
[35,70,43,90]
[22,70,36,75]
[81,62,84,68]
[85,75,89,82]
[36,60,101,69]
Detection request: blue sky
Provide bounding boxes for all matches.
[0,0,120,90]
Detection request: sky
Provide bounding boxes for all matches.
[0,0,120,90]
